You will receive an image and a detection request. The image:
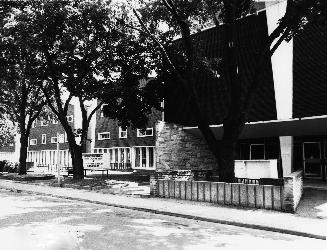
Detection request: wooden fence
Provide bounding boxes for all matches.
[157,180,284,211]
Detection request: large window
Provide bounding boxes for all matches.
[98,132,110,140]
[133,146,155,169]
[250,144,265,160]
[137,128,153,137]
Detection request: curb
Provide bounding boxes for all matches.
[0,186,326,241]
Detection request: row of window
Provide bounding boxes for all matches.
[29,133,67,146]
[98,127,154,140]
[29,127,154,145]
[32,116,73,128]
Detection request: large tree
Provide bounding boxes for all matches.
[123,0,326,182]
[0,4,48,174]
[2,1,161,179]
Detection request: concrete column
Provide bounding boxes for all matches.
[280,136,293,175]
[266,1,294,177]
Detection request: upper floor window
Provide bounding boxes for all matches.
[98,132,110,140]
[66,116,73,123]
[100,104,108,118]
[30,139,37,145]
[41,134,46,144]
[51,137,58,144]
[137,128,153,137]
[32,120,37,128]
[119,127,127,139]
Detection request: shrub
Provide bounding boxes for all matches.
[0,160,19,173]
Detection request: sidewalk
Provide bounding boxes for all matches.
[0,179,326,240]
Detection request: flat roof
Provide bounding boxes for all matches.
[183,115,327,139]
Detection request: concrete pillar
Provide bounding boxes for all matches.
[266,1,294,177]
[280,136,293,175]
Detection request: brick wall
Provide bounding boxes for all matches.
[94,109,161,148]
[28,105,74,151]
[155,121,218,171]
[283,170,303,213]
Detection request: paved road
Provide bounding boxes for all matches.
[0,189,325,250]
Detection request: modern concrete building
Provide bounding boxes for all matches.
[158,0,327,182]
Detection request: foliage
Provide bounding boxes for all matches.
[1,1,163,178]
[118,0,327,181]
[0,160,19,173]
[0,119,15,147]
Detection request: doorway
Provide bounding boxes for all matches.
[303,142,322,179]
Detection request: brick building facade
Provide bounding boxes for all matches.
[26,104,76,168]
[93,106,161,170]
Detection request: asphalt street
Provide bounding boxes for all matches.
[0,189,325,250]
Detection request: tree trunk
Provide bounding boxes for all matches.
[219,138,237,182]
[70,144,84,180]
[219,114,245,182]
[18,134,28,175]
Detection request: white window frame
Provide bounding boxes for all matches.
[65,132,68,142]
[137,128,153,137]
[51,137,58,144]
[119,127,128,139]
[98,132,110,140]
[52,119,58,124]
[66,115,73,123]
[100,104,108,118]
[41,134,47,144]
[30,139,37,145]
[32,120,37,128]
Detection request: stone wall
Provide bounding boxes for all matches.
[283,170,303,213]
[155,122,218,172]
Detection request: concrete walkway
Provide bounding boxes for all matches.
[0,179,326,240]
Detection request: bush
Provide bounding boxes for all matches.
[0,160,19,173]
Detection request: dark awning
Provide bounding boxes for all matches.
[183,116,327,139]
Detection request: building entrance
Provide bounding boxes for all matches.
[303,142,323,179]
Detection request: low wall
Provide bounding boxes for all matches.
[283,170,303,213]
[152,170,303,213]
[156,179,284,211]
